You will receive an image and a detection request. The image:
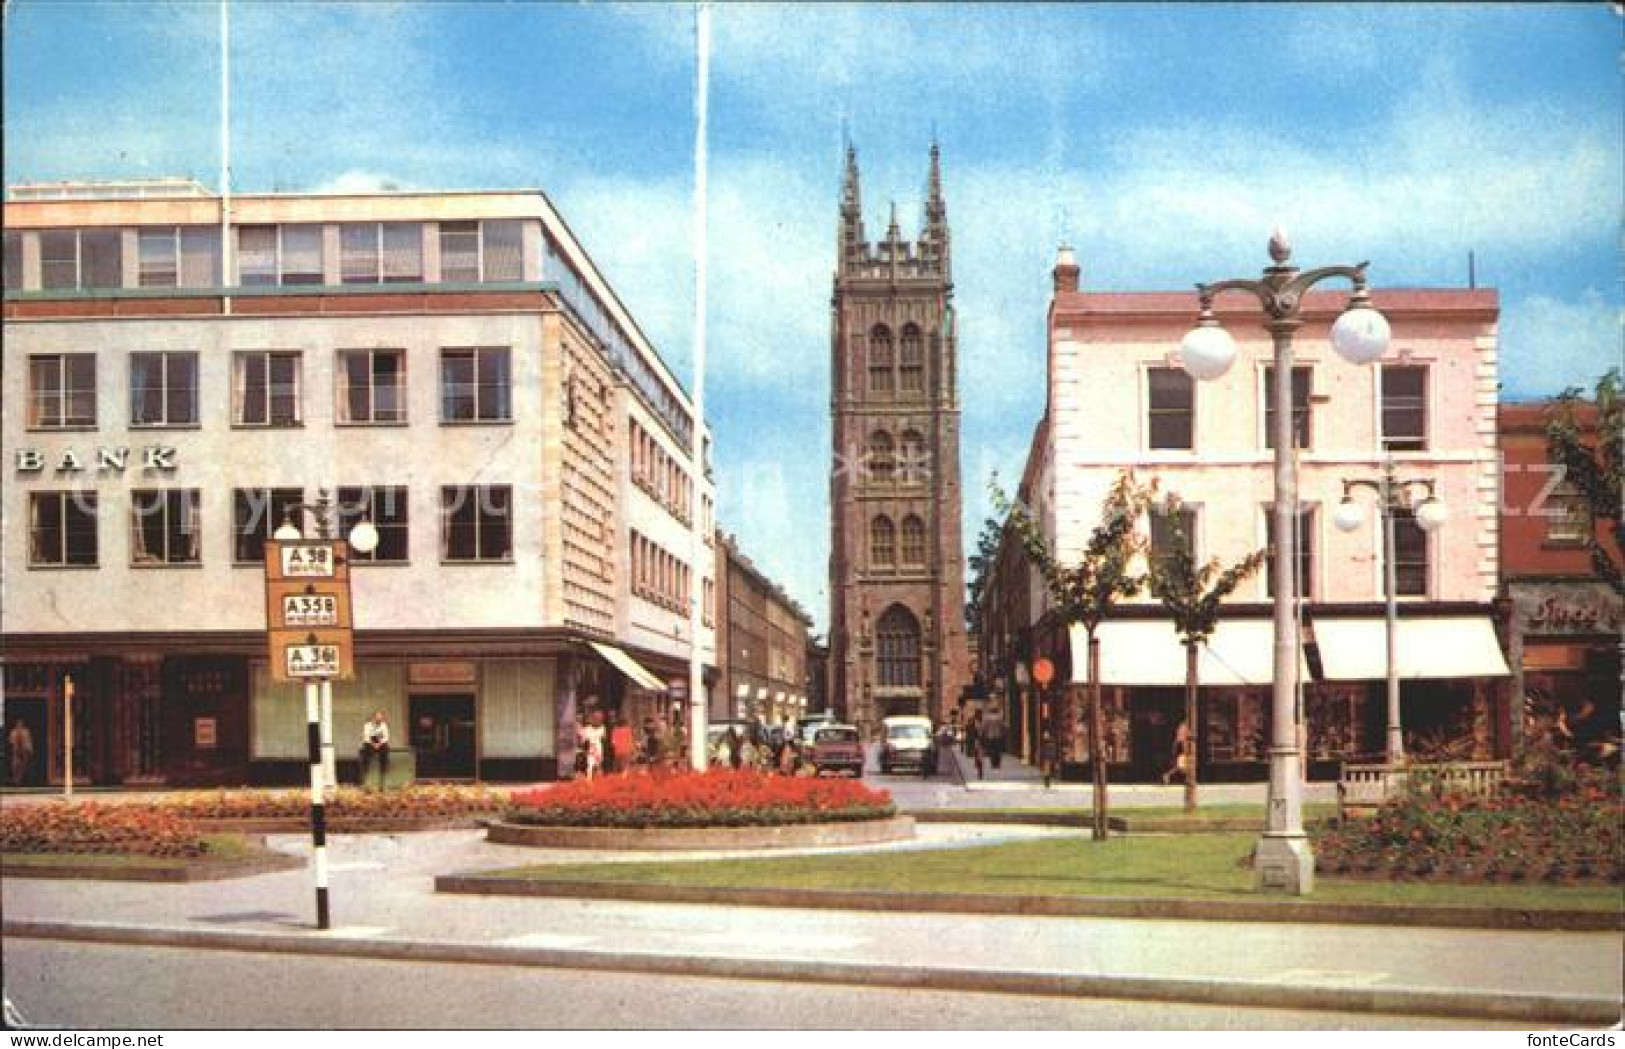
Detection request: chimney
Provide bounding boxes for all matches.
[1053,245,1080,293]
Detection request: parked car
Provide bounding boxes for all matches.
[879,715,933,774]
[806,723,865,777]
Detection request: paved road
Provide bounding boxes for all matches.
[3,939,1538,1031]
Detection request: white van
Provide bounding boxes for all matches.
[880,715,933,774]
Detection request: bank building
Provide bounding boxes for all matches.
[2,178,716,787]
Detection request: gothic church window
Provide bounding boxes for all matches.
[870,515,895,568]
[901,515,926,567]
[899,324,924,394]
[867,430,895,482]
[876,605,921,688]
[868,325,894,394]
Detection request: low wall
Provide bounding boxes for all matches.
[486,816,915,851]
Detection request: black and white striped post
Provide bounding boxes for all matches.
[304,677,330,929]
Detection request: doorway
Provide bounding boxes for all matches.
[409,694,476,779]
[1131,688,1183,782]
[5,698,47,787]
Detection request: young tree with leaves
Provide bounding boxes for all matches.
[1546,369,1623,595]
[964,515,1005,636]
[1144,493,1266,814]
[991,470,1152,840]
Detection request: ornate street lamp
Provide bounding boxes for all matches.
[1334,459,1448,765]
[1179,229,1391,894]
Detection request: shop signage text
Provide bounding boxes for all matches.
[1515,581,1623,637]
[15,446,178,473]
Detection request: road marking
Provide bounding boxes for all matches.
[500,933,597,949]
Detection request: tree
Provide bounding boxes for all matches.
[1546,369,1623,595]
[992,470,1152,840]
[1144,493,1266,814]
[964,515,1004,636]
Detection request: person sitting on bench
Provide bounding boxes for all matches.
[359,710,390,787]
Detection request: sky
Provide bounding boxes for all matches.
[5,2,1620,633]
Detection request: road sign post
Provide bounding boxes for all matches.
[264,539,355,931]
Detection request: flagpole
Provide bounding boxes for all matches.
[686,1,711,772]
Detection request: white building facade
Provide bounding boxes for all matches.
[2,181,713,787]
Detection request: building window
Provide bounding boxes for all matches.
[1392,508,1428,597]
[1381,365,1428,452]
[337,486,409,563]
[279,225,323,285]
[3,232,20,290]
[876,605,921,688]
[39,229,121,290]
[1148,367,1195,450]
[130,352,198,427]
[237,226,277,286]
[868,325,894,395]
[180,227,222,286]
[1264,506,1315,600]
[341,222,423,284]
[29,491,98,567]
[233,488,303,563]
[867,430,895,483]
[899,324,924,394]
[442,485,512,562]
[438,220,522,283]
[870,515,896,568]
[1544,478,1591,546]
[440,347,511,422]
[1263,366,1313,450]
[28,354,97,429]
[137,228,179,287]
[337,349,407,424]
[131,489,201,565]
[901,515,926,567]
[233,351,302,427]
[1149,506,1197,574]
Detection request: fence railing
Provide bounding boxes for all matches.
[1337,760,1509,817]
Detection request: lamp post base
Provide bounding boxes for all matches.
[1253,833,1315,894]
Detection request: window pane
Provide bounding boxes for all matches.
[441,352,475,420]
[168,353,198,424]
[30,493,64,564]
[1382,366,1428,451]
[1149,368,1195,450]
[280,225,323,284]
[65,355,97,426]
[83,230,123,288]
[237,226,277,286]
[477,486,512,559]
[268,354,299,425]
[1393,511,1427,597]
[1264,367,1312,449]
[130,354,163,425]
[180,227,222,286]
[40,231,77,289]
[443,487,478,559]
[477,348,511,420]
[340,224,378,284]
[239,354,267,424]
[137,229,177,287]
[439,222,479,282]
[380,223,422,282]
[63,492,98,566]
[372,351,404,422]
[1265,508,1315,599]
[344,352,372,423]
[482,220,523,281]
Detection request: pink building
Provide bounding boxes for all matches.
[1017,248,1511,782]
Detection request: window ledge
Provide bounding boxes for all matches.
[438,419,515,427]
[439,558,516,566]
[26,425,100,434]
[130,561,204,569]
[129,423,203,431]
[231,422,305,431]
[27,563,101,570]
[335,421,411,428]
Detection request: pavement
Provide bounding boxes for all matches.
[3,751,1618,1027]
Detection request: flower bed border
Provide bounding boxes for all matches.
[486,815,915,851]
[186,815,495,835]
[2,849,304,883]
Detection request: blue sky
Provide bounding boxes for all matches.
[5,2,1620,632]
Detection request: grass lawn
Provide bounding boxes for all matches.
[915,803,1337,823]
[3,833,267,871]
[487,833,1622,913]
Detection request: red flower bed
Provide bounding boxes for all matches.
[164,785,506,821]
[1314,762,1623,884]
[506,769,895,828]
[1,802,209,858]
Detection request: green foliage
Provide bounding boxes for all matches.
[964,514,1005,634]
[1144,492,1267,646]
[1546,368,1623,594]
[989,470,1154,634]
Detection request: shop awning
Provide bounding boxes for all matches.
[1313,617,1511,680]
[1072,620,1309,687]
[588,642,666,692]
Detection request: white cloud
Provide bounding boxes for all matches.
[308,170,418,194]
[1499,290,1624,399]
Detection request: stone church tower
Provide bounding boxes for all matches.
[828,144,968,733]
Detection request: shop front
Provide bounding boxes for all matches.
[1506,580,1622,758]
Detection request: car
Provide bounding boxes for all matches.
[879,715,933,774]
[806,723,865,777]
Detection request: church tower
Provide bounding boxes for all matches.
[828,144,968,733]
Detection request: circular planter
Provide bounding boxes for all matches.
[487,815,915,851]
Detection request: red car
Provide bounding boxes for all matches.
[806,724,865,777]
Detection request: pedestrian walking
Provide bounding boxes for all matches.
[580,711,606,780]
[8,718,35,786]
[725,725,743,770]
[1039,727,1056,790]
[1162,719,1190,784]
[984,707,1006,771]
[965,710,985,780]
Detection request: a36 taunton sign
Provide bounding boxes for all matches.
[263,540,355,682]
